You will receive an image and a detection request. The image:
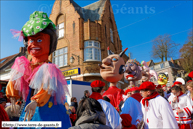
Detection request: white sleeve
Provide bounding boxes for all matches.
[168,95,177,110]
[98,99,122,129]
[160,99,178,128]
[182,96,192,117]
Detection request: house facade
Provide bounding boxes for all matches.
[149,58,184,86]
[47,0,129,90]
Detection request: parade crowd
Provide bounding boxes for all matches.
[0,11,193,129]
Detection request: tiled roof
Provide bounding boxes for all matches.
[0,53,25,72]
[71,0,106,21]
[0,54,18,68]
[146,60,151,67]
[82,0,106,21]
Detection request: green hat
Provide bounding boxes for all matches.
[22,11,56,37]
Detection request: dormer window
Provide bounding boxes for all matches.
[58,22,64,39]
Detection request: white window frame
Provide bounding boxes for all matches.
[84,41,101,61]
[110,28,114,43]
[57,22,64,39]
[52,47,68,67]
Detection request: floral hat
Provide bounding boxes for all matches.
[22,11,56,37]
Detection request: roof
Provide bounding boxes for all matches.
[0,53,25,73]
[146,60,151,67]
[0,54,18,68]
[82,0,106,21]
[70,0,84,18]
[70,0,106,21]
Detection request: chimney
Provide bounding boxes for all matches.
[19,47,26,54]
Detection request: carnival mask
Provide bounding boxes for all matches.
[158,73,168,85]
[99,47,128,83]
[27,32,50,57]
[124,59,142,81]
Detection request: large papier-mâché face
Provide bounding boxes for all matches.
[27,32,50,58]
[100,54,125,83]
[158,73,168,85]
[124,60,142,81]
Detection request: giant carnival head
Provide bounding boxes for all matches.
[157,73,168,85]
[99,47,128,83]
[141,61,158,83]
[124,59,142,82]
[16,11,58,58]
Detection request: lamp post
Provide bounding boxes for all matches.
[70,54,83,65]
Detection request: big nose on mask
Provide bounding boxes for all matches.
[102,58,112,66]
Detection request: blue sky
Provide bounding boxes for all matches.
[1,0,192,63]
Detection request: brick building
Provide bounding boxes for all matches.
[48,0,129,89]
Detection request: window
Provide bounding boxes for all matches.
[53,47,68,67]
[84,41,101,61]
[160,63,164,69]
[110,28,113,43]
[73,21,75,34]
[58,22,64,39]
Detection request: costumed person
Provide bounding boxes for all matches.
[157,73,169,98]
[155,85,165,98]
[186,71,193,95]
[176,78,186,93]
[100,47,128,112]
[120,114,137,129]
[186,81,193,124]
[123,88,132,101]
[168,85,192,129]
[139,81,178,129]
[124,59,142,88]
[121,87,143,128]
[6,11,71,128]
[69,98,111,129]
[140,61,158,83]
[172,81,186,94]
[89,80,122,129]
[186,80,193,104]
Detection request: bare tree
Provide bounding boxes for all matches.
[179,30,193,72]
[152,34,178,62]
